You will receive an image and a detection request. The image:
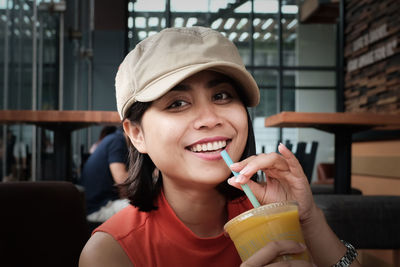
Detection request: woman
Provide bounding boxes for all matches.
[80,27,360,267]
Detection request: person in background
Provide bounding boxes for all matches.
[80,126,129,222]
[89,126,117,154]
[4,129,16,182]
[80,27,360,267]
[13,139,27,180]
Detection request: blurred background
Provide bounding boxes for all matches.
[0,0,339,182]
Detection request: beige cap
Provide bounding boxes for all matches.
[115,26,260,119]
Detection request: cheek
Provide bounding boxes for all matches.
[141,113,185,155]
[228,106,249,155]
[230,106,248,134]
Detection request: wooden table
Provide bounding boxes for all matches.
[0,110,121,180]
[265,112,400,194]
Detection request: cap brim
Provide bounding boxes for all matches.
[122,62,260,116]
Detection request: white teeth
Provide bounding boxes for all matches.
[207,143,213,150]
[190,140,227,152]
[196,144,202,152]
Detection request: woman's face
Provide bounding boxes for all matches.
[125,70,248,189]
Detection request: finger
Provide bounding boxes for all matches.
[267,168,307,184]
[278,143,306,176]
[230,153,290,184]
[266,260,313,267]
[241,240,307,267]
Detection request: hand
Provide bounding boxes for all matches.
[227,143,316,222]
[241,240,313,267]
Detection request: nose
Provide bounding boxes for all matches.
[193,105,223,130]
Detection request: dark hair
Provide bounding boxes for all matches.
[119,88,258,212]
[99,126,117,141]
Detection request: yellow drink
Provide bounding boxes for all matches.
[224,202,310,262]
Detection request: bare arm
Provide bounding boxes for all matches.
[79,232,133,267]
[301,207,361,266]
[109,162,129,184]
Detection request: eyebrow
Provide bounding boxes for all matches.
[170,77,234,92]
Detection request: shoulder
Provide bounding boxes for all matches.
[88,205,152,265]
[79,232,133,267]
[96,205,150,238]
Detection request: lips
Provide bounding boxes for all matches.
[188,139,228,152]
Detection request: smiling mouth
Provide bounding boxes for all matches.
[188,140,228,152]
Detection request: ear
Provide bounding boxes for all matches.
[123,119,147,153]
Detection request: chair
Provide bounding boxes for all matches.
[314,194,400,263]
[294,141,318,183]
[277,141,318,183]
[0,181,90,267]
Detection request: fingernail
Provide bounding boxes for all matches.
[230,163,239,168]
[239,165,251,175]
[235,174,244,183]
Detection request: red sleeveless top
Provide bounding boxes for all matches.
[95,192,252,266]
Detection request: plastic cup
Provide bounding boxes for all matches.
[224,201,310,262]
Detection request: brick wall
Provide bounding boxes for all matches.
[344,0,400,114]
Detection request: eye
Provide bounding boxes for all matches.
[213,92,231,102]
[167,100,189,109]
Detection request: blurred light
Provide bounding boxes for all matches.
[253,18,261,27]
[261,18,273,30]
[148,31,157,37]
[235,2,251,13]
[134,0,165,12]
[138,31,147,40]
[175,17,184,27]
[263,32,271,40]
[239,32,249,42]
[148,17,158,27]
[228,32,238,41]
[170,0,208,12]
[254,1,278,13]
[253,32,260,39]
[282,5,298,14]
[128,2,134,12]
[135,17,146,28]
[237,18,248,29]
[186,17,197,27]
[286,33,297,42]
[224,18,235,30]
[128,17,133,29]
[287,19,297,30]
[45,29,52,38]
[211,18,222,29]
[160,18,166,28]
